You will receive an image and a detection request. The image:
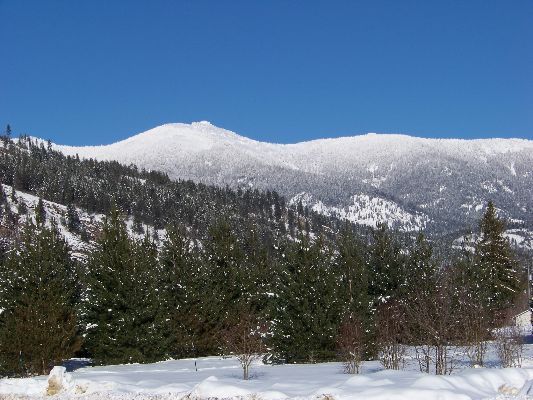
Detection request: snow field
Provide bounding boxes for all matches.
[1,353,533,400]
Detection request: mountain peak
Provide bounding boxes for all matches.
[192,120,214,127]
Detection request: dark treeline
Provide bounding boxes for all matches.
[0,131,528,377]
[0,201,526,376]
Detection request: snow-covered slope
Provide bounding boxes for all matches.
[0,185,164,259]
[51,122,533,233]
[0,184,100,259]
[290,193,429,232]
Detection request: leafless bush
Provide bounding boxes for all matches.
[453,281,492,368]
[495,326,523,368]
[376,301,406,370]
[406,275,461,375]
[221,312,266,380]
[336,315,365,374]
[462,302,491,367]
[414,344,433,374]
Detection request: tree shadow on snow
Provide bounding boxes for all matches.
[62,359,93,372]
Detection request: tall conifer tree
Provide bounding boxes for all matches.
[473,202,521,313]
[160,225,206,357]
[84,207,168,364]
[271,234,341,363]
[368,224,407,301]
[0,221,80,376]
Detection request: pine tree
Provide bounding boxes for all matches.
[271,234,341,363]
[10,186,17,203]
[405,233,434,300]
[368,224,407,301]
[83,207,168,364]
[160,225,204,357]
[184,218,247,354]
[132,214,144,235]
[66,203,80,233]
[2,124,11,145]
[35,198,46,225]
[205,218,246,317]
[473,202,521,313]
[17,200,27,215]
[128,234,170,361]
[336,225,373,356]
[1,124,11,146]
[0,221,80,376]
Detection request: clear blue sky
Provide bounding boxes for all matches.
[1,0,532,145]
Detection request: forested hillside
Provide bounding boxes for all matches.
[0,135,348,252]
[0,133,529,378]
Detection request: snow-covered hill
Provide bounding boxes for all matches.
[51,122,533,234]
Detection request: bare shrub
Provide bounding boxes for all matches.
[406,274,461,375]
[376,301,406,370]
[495,326,523,368]
[453,278,491,367]
[414,344,433,374]
[221,312,266,380]
[461,301,490,367]
[336,315,365,374]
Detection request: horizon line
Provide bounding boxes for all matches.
[15,120,533,147]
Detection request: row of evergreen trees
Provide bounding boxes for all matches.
[0,201,525,376]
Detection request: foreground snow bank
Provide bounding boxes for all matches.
[1,357,533,400]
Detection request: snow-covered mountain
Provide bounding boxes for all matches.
[52,122,533,235]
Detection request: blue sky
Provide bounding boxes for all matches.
[1,0,532,145]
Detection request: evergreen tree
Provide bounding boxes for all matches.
[336,225,373,356]
[10,186,17,203]
[473,202,522,313]
[368,224,407,301]
[160,225,205,357]
[287,209,296,236]
[205,218,246,317]
[132,214,144,235]
[17,200,27,215]
[0,221,80,376]
[66,203,80,233]
[2,124,11,144]
[35,197,46,225]
[271,234,341,363]
[83,208,168,364]
[405,233,435,300]
[241,225,274,316]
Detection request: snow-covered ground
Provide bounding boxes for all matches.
[2,341,533,400]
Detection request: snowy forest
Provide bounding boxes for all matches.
[0,132,529,378]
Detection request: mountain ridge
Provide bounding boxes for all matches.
[41,122,533,238]
[53,121,532,148]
